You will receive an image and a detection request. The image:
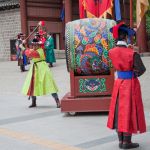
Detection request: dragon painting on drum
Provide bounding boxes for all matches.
[61,18,116,114]
[66,18,116,75]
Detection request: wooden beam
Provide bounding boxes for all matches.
[27,4,61,9]
[28,16,62,22]
[27,0,61,5]
[27,1,61,7]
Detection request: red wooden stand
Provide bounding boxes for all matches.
[61,70,114,114]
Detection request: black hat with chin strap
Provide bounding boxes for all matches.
[31,38,42,45]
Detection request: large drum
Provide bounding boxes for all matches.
[61,18,116,114]
[65,18,116,75]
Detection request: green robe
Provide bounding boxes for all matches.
[45,36,56,63]
[22,48,58,96]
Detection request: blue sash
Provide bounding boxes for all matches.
[117,71,134,79]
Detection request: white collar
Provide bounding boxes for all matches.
[116,41,128,47]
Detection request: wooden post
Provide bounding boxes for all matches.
[20,0,28,35]
[137,16,148,53]
[61,0,72,50]
[129,0,134,44]
[130,0,133,27]
[65,0,72,23]
[60,21,65,50]
[123,0,130,25]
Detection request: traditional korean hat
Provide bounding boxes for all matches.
[17,33,25,39]
[31,38,42,45]
[35,32,40,37]
[110,21,136,39]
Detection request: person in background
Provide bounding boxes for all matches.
[34,30,47,49]
[107,22,146,149]
[15,33,28,72]
[45,33,56,67]
[22,38,60,108]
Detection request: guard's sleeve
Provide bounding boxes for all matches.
[133,52,146,77]
[25,49,40,58]
[15,40,19,50]
[19,44,26,51]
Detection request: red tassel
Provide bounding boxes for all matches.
[39,21,45,26]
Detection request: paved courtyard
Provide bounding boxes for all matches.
[0,58,150,150]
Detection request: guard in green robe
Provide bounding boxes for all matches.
[44,33,56,67]
[22,38,60,108]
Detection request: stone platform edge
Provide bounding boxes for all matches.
[54,49,66,59]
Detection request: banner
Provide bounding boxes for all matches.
[98,0,113,18]
[60,7,65,21]
[136,0,149,27]
[79,0,86,18]
[114,0,121,21]
[79,0,113,19]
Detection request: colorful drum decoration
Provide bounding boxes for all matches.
[65,18,116,75]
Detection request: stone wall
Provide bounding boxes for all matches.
[0,8,21,61]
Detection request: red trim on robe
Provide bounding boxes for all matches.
[26,49,40,96]
[27,64,35,96]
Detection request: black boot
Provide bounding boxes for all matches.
[49,63,53,67]
[20,65,25,72]
[117,132,123,149]
[55,98,61,108]
[122,133,139,149]
[29,96,37,108]
[52,93,61,108]
[20,65,23,72]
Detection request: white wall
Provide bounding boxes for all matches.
[0,8,21,61]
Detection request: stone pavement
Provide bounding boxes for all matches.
[0,58,150,150]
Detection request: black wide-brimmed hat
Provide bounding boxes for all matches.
[18,33,25,36]
[34,32,40,37]
[17,33,25,39]
[31,38,42,45]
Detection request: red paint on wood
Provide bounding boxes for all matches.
[61,69,114,112]
[61,93,111,112]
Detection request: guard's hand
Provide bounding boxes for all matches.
[38,41,42,44]
[128,44,133,49]
[22,40,26,44]
[19,44,26,51]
